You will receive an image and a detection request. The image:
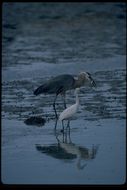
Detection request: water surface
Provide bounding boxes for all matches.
[2,2,126,184]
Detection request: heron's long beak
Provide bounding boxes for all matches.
[86,72,96,88]
[89,75,96,87]
[91,79,96,87]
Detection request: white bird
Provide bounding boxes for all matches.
[59,88,80,129]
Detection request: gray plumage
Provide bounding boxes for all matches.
[34,74,75,96]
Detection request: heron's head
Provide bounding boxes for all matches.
[79,72,96,87]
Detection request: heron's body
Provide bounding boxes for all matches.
[34,74,75,96]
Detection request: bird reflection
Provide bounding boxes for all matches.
[55,131,99,170]
[36,128,99,170]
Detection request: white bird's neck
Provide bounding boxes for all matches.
[75,91,79,105]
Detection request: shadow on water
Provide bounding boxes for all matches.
[36,128,99,170]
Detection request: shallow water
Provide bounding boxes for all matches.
[2,3,126,184]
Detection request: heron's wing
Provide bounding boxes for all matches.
[34,74,75,95]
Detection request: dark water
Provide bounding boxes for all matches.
[2,3,126,184]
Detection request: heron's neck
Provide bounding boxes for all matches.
[74,78,84,88]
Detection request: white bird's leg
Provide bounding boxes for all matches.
[67,120,70,128]
[68,127,72,143]
[62,126,65,142]
[62,120,64,132]
[53,94,58,119]
[65,130,67,143]
[67,121,71,143]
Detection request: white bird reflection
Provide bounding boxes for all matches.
[36,128,99,170]
[55,130,99,170]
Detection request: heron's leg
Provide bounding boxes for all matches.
[62,93,66,109]
[53,94,58,119]
[54,118,58,130]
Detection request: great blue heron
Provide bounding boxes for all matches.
[59,88,80,130]
[34,72,96,118]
